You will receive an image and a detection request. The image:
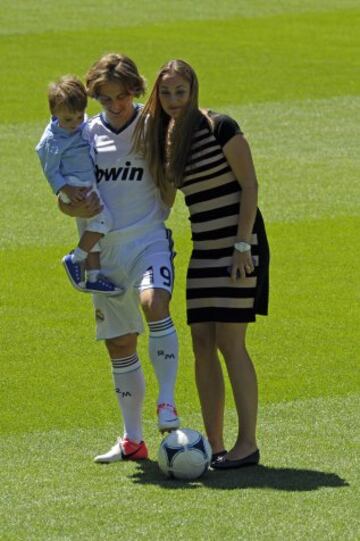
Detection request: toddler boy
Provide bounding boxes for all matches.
[36,75,122,295]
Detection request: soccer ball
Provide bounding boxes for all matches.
[158,428,212,480]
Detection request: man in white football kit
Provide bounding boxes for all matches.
[60,54,179,462]
[89,107,173,339]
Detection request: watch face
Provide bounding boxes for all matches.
[235,242,251,252]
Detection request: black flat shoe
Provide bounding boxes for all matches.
[210,450,227,467]
[211,450,227,461]
[212,449,260,470]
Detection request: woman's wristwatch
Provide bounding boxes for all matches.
[234,241,251,252]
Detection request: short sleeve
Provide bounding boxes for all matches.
[211,114,243,147]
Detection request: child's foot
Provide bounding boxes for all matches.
[62,253,86,291]
[85,274,123,296]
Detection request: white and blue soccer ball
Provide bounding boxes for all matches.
[158,428,212,480]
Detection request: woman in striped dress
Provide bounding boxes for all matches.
[134,60,269,469]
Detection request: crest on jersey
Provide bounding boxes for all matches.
[95,309,105,321]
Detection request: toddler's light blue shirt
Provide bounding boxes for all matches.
[36,116,96,194]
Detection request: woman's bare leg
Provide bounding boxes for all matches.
[191,323,225,454]
[217,322,258,460]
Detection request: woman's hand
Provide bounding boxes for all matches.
[58,189,102,218]
[230,248,254,281]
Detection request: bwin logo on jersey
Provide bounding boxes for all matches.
[96,161,144,183]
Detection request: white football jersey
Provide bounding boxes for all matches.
[88,107,169,235]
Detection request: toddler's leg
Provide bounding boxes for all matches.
[78,231,103,254]
[85,251,101,284]
[70,231,103,275]
[62,231,123,296]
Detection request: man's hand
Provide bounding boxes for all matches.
[58,189,102,218]
[60,184,88,203]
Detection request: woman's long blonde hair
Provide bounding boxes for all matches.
[133,59,203,191]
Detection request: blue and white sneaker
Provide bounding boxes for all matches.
[62,253,86,291]
[85,274,123,296]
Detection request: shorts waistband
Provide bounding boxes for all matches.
[100,222,166,247]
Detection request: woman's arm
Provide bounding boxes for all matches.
[58,190,102,218]
[223,133,259,280]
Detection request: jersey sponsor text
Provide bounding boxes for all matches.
[96,161,144,183]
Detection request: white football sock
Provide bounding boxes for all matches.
[148,317,178,406]
[111,354,145,443]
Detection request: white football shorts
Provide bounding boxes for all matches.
[92,224,175,340]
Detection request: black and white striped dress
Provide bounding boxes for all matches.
[180,113,270,324]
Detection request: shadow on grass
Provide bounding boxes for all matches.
[129,459,349,491]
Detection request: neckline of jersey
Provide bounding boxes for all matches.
[100,104,141,135]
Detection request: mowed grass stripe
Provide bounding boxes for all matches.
[1,95,359,250]
[0,394,358,540]
[1,9,359,122]
[224,96,360,223]
[1,0,359,35]
[1,215,358,435]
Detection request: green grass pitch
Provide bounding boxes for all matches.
[0,1,359,539]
